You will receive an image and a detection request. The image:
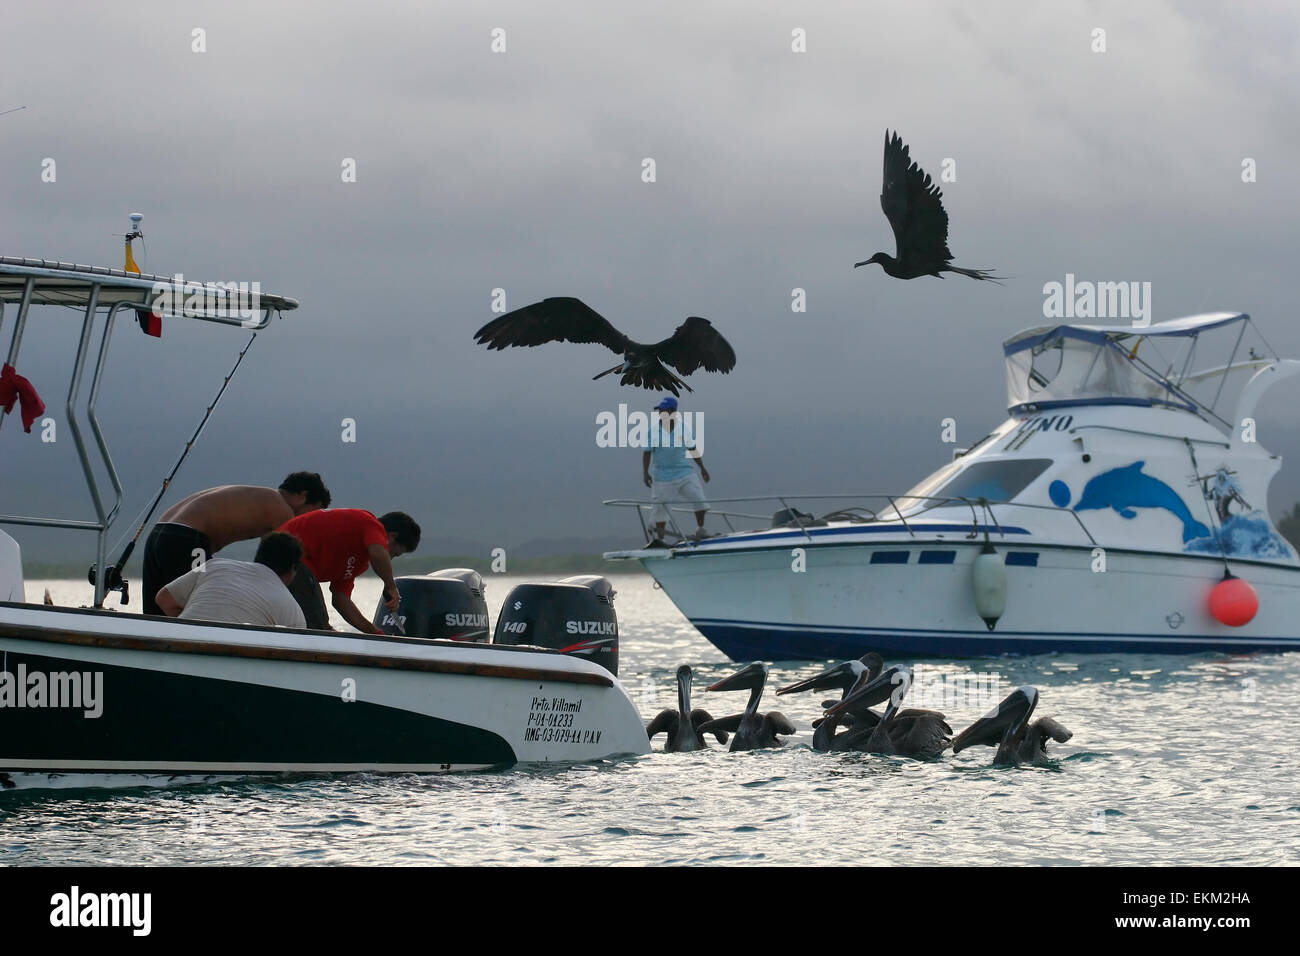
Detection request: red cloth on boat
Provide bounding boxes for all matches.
[0,363,46,432]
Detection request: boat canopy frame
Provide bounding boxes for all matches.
[1001,312,1271,431]
[0,258,298,607]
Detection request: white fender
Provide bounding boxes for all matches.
[972,543,1007,631]
[0,530,23,603]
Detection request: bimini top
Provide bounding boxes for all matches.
[1001,312,1264,420]
[1004,312,1247,353]
[0,257,299,314]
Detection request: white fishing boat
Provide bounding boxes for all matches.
[606,313,1300,660]
[0,251,648,785]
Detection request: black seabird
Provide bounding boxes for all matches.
[824,665,953,759]
[473,297,736,396]
[645,664,728,752]
[855,130,1002,283]
[776,652,883,704]
[950,686,1073,766]
[776,653,884,751]
[698,662,796,751]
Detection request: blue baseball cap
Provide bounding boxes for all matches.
[654,396,678,411]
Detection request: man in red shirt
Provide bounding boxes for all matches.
[280,509,421,634]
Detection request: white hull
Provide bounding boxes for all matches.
[630,534,1300,660]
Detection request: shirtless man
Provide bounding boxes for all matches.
[141,472,331,615]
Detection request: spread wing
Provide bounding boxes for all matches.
[645,709,680,740]
[1035,716,1073,744]
[652,317,736,376]
[690,708,728,744]
[880,130,953,266]
[893,714,952,758]
[695,713,743,736]
[474,297,631,355]
[766,711,798,737]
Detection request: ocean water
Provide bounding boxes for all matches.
[3,573,1298,866]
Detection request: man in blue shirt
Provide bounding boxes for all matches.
[641,396,711,543]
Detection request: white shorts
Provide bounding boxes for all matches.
[649,472,710,525]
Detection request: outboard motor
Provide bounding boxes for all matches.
[372,568,490,641]
[492,575,619,675]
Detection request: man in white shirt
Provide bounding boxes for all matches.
[641,396,711,544]
[155,532,307,629]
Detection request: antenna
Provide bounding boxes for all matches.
[124,212,144,273]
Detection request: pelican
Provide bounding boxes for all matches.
[776,652,883,704]
[473,297,736,397]
[776,653,884,751]
[698,662,796,751]
[855,130,1002,283]
[951,686,1073,766]
[645,665,728,752]
[824,665,952,758]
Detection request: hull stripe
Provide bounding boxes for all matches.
[688,616,1300,643]
[0,621,611,687]
[655,537,1300,571]
[692,620,1300,660]
[0,760,495,773]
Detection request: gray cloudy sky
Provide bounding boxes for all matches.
[4,0,1300,564]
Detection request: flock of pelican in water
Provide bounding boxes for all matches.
[646,655,1074,766]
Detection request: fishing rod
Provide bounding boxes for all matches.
[90,332,259,604]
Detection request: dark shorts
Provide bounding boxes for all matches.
[286,561,330,630]
[142,522,213,615]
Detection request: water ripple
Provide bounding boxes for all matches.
[4,574,1299,865]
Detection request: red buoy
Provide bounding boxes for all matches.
[1209,573,1258,627]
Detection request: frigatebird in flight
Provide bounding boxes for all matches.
[473,297,736,396]
[856,130,1002,283]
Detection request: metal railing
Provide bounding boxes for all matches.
[603,492,1099,549]
[1,268,288,607]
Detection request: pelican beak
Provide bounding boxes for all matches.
[776,662,856,696]
[708,661,768,693]
[824,665,909,719]
[951,685,1038,754]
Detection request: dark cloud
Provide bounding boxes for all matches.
[4,1,1300,566]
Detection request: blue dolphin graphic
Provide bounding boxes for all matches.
[1073,461,1211,542]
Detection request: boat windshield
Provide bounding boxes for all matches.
[884,458,1054,518]
[1005,331,1175,410]
[1002,313,1270,424]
